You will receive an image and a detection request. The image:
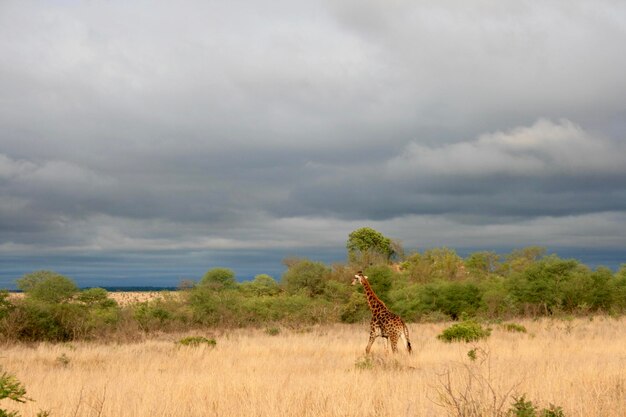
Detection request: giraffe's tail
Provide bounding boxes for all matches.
[403,322,412,354]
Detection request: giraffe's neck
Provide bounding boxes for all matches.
[361,278,388,313]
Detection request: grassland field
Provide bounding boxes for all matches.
[7,291,179,306]
[2,308,625,417]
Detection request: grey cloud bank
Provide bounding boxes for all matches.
[1,1,626,287]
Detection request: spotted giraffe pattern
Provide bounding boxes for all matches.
[352,272,412,354]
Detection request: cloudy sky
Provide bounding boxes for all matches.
[2,1,626,287]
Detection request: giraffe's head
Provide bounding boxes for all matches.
[352,271,367,285]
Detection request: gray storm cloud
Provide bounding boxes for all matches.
[1,0,626,285]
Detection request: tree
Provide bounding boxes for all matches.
[424,248,467,281]
[465,251,500,278]
[363,265,395,303]
[242,274,281,296]
[403,248,466,282]
[0,290,12,320]
[282,259,329,297]
[504,247,546,274]
[17,270,77,304]
[0,367,49,417]
[199,268,237,291]
[76,287,116,308]
[508,255,581,315]
[346,227,396,265]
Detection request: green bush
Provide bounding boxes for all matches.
[188,287,242,326]
[17,270,77,304]
[346,227,395,264]
[77,288,115,308]
[321,280,352,303]
[177,336,216,347]
[0,367,50,417]
[265,327,280,336]
[199,268,237,291]
[509,395,566,417]
[437,281,482,319]
[437,320,491,343]
[611,272,626,313]
[480,277,515,318]
[1,275,126,342]
[282,259,329,297]
[340,292,369,323]
[133,299,177,331]
[363,265,395,303]
[188,283,338,327]
[508,256,582,315]
[269,294,335,325]
[0,290,12,321]
[389,281,482,321]
[240,274,281,296]
[6,299,88,341]
[503,322,527,333]
[0,369,28,404]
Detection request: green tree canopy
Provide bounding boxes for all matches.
[504,246,547,274]
[362,265,396,303]
[464,251,501,277]
[508,255,582,314]
[17,270,78,303]
[347,227,395,265]
[402,248,466,282]
[199,268,237,291]
[76,287,117,308]
[242,274,281,296]
[282,259,329,297]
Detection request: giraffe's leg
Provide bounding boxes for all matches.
[365,322,377,354]
[389,332,399,353]
[402,322,412,354]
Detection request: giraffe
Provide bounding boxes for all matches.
[352,271,412,354]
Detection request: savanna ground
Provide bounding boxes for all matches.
[2,316,625,417]
[7,291,177,307]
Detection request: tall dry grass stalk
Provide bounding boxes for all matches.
[2,317,625,417]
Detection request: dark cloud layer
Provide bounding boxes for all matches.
[1,1,626,286]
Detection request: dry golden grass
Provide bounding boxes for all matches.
[7,291,177,306]
[107,291,181,306]
[2,317,625,417]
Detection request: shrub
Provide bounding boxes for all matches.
[346,227,395,264]
[480,277,515,318]
[509,395,566,417]
[0,367,50,417]
[265,327,280,336]
[0,368,28,405]
[188,287,243,326]
[321,279,352,303]
[340,292,369,323]
[77,288,115,307]
[391,281,482,320]
[177,336,216,347]
[18,271,77,304]
[503,322,527,333]
[7,299,89,341]
[508,256,582,315]
[354,355,374,370]
[199,268,237,291]
[0,290,12,320]
[133,301,174,331]
[282,259,329,297]
[363,265,395,303]
[241,274,281,297]
[55,353,71,368]
[437,320,491,343]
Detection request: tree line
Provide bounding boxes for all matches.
[1,227,626,342]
